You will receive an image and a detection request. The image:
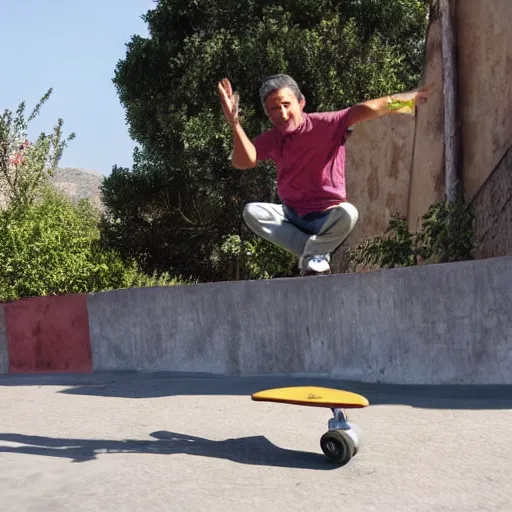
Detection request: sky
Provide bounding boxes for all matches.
[1,0,156,176]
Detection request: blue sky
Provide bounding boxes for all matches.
[1,0,155,176]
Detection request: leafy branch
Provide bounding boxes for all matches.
[0,89,76,210]
[348,200,476,271]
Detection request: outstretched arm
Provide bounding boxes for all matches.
[217,78,257,169]
[346,84,432,127]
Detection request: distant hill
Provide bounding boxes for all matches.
[50,167,105,210]
[0,167,106,211]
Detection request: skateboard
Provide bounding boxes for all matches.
[251,386,369,465]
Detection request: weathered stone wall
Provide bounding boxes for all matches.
[471,146,512,259]
[455,0,512,261]
[456,0,512,202]
[334,1,512,272]
[406,15,445,233]
[332,15,444,272]
[338,113,415,255]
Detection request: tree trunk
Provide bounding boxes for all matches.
[440,0,460,203]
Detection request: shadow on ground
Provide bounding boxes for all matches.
[0,431,336,470]
[1,372,512,410]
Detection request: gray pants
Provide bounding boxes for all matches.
[243,202,359,268]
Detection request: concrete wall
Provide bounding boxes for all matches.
[2,295,92,373]
[85,256,512,384]
[2,256,511,384]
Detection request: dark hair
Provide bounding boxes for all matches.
[259,74,304,106]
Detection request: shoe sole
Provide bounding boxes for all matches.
[300,270,332,277]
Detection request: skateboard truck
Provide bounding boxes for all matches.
[328,407,351,430]
[321,408,360,465]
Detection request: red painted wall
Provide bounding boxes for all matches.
[4,294,92,373]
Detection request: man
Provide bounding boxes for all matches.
[217,74,430,276]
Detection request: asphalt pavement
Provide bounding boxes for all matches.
[1,372,511,511]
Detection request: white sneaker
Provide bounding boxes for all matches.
[300,255,331,276]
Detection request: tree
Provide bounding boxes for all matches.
[104,0,431,282]
[0,89,75,209]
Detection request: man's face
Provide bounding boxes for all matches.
[264,87,305,134]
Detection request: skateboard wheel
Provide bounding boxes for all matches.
[346,426,360,456]
[320,430,355,465]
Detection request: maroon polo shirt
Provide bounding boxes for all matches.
[252,108,352,216]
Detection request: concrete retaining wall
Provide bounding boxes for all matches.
[2,295,92,373]
[1,256,511,384]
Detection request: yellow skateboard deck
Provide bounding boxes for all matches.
[251,386,369,409]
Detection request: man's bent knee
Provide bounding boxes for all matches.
[322,202,359,236]
[243,203,258,235]
[243,203,274,222]
[242,203,274,236]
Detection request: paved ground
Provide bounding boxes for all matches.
[1,372,511,512]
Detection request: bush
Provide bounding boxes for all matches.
[348,200,476,271]
[0,188,186,302]
[211,234,296,280]
[415,200,476,263]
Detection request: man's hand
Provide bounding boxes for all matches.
[216,77,257,168]
[217,78,240,127]
[387,83,433,113]
[347,83,434,127]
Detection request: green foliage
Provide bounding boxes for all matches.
[121,268,191,288]
[348,200,476,270]
[211,234,296,280]
[104,0,431,281]
[415,200,476,263]
[0,188,185,302]
[349,214,417,269]
[0,89,76,209]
